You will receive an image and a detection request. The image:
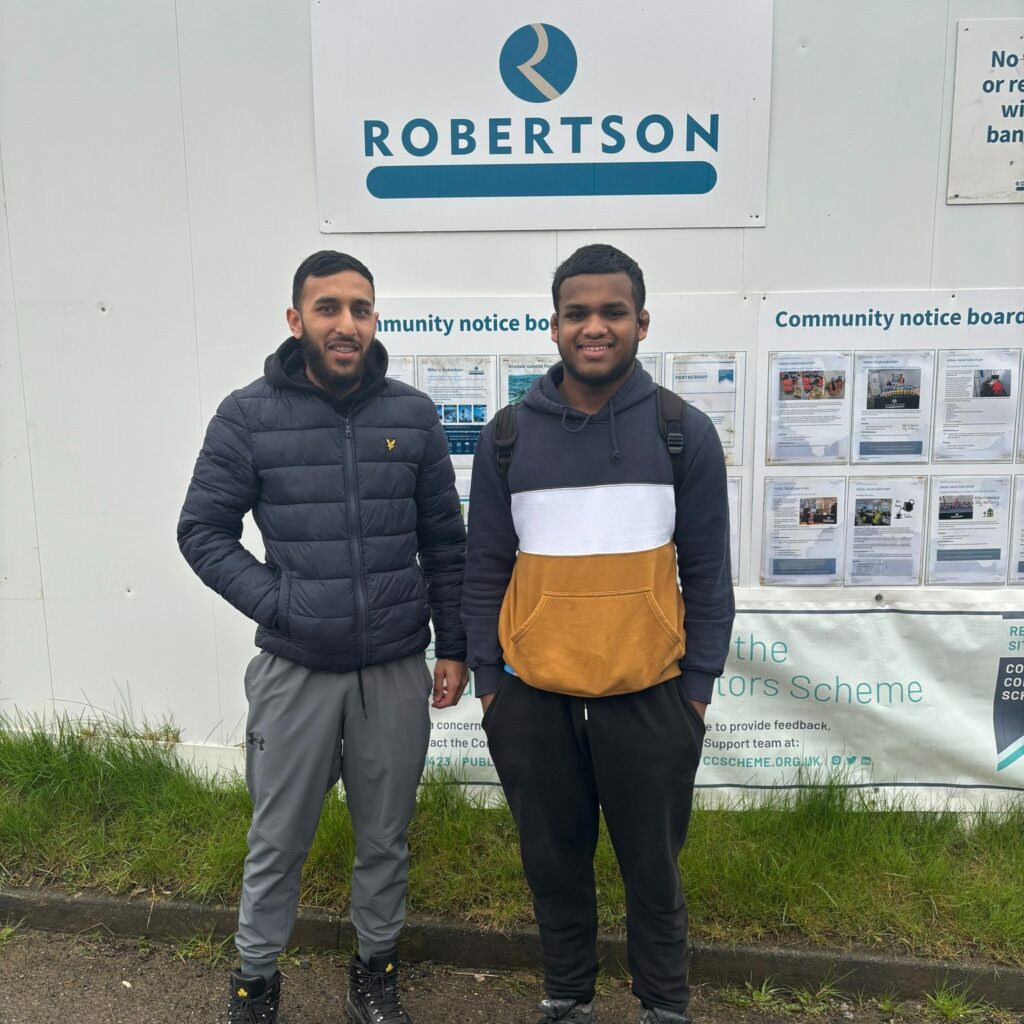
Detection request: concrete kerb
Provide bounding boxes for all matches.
[2,887,1022,1010]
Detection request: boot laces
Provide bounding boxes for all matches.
[353,960,407,1022]
[228,987,278,1024]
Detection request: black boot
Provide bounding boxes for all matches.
[347,949,413,1023]
[639,1005,692,1024]
[536,997,596,1022]
[227,968,281,1023]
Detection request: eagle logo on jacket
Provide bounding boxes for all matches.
[385,438,397,451]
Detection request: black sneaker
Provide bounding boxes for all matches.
[536,997,596,1023]
[639,1005,691,1023]
[347,949,413,1023]
[228,968,281,1023]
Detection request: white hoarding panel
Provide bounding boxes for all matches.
[947,19,1024,205]
[311,1,772,231]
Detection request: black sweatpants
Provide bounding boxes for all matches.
[483,674,705,1014]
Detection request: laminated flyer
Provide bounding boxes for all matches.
[850,351,934,463]
[762,477,847,586]
[767,352,852,464]
[933,349,1020,462]
[926,476,1011,584]
[728,476,741,585]
[844,477,927,586]
[498,354,557,406]
[667,352,744,465]
[387,354,416,388]
[638,352,663,386]
[417,355,497,460]
[1009,476,1024,586]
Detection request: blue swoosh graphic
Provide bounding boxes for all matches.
[366,161,717,199]
[997,744,1024,771]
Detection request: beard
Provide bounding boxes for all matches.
[299,332,364,399]
[562,339,640,389]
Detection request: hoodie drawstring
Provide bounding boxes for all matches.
[559,406,619,463]
[608,401,621,464]
[560,407,592,434]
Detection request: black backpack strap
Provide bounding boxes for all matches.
[493,402,519,479]
[656,385,687,487]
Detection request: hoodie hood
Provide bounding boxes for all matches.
[524,359,656,419]
[522,360,657,465]
[265,336,389,407]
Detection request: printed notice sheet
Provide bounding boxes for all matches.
[851,351,934,463]
[762,477,846,586]
[767,352,852,464]
[388,355,416,388]
[843,477,926,586]
[667,352,744,465]
[728,476,741,585]
[417,355,496,460]
[498,354,557,406]
[1008,477,1024,585]
[638,352,663,385]
[926,476,1011,584]
[933,349,1020,462]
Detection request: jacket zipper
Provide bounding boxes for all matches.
[342,415,370,669]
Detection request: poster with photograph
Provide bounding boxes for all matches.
[728,476,741,585]
[762,477,846,586]
[926,476,1011,584]
[498,354,558,406]
[387,354,416,388]
[767,352,852,464]
[843,477,927,586]
[638,352,663,386]
[667,352,745,465]
[933,349,1020,462]
[851,351,935,463]
[417,355,496,460]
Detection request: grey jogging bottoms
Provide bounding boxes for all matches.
[236,650,432,972]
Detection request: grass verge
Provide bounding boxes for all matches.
[0,716,1022,966]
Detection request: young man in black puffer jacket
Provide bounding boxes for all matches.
[179,251,468,1024]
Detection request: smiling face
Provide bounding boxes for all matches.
[286,269,378,398]
[551,272,649,412]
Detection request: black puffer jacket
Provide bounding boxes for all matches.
[178,338,466,671]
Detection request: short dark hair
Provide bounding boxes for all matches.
[551,244,645,313]
[292,250,375,308]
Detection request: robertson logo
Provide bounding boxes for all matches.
[362,21,719,201]
[499,24,578,103]
[994,658,1024,771]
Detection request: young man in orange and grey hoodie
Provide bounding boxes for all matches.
[462,244,734,1024]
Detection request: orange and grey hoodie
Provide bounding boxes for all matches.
[462,361,734,703]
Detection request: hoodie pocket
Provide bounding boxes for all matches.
[506,588,683,697]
